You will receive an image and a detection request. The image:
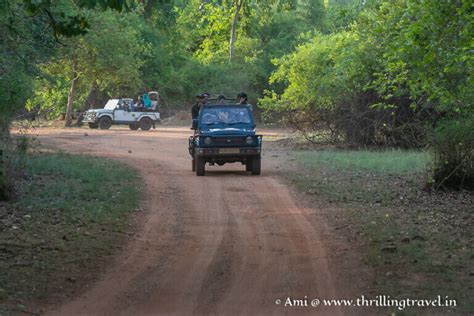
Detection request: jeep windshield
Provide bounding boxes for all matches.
[104,99,119,110]
[199,107,252,126]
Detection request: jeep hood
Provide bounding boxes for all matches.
[86,109,113,114]
[200,127,256,136]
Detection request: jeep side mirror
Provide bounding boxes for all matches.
[191,119,198,130]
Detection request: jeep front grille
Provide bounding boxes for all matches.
[212,137,246,146]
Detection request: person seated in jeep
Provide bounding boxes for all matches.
[135,95,144,109]
[202,112,217,124]
[217,110,232,123]
[201,107,251,125]
[237,92,248,104]
[217,94,227,104]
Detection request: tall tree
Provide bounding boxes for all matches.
[65,53,79,127]
[229,0,243,60]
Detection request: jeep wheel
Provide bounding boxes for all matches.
[251,156,261,175]
[195,156,205,176]
[140,117,152,130]
[192,159,196,172]
[246,159,252,172]
[88,122,98,129]
[129,123,139,130]
[98,117,112,129]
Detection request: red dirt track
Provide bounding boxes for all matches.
[32,127,366,316]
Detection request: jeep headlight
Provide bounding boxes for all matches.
[204,137,212,145]
[245,136,254,144]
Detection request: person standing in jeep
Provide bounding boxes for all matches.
[191,92,211,120]
[143,90,151,109]
[191,95,203,120]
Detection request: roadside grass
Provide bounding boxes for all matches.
[0,152,140,315]
[289,149,473,314]
[295,150,430,174]
[293,150,429,207]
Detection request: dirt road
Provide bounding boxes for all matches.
[34,127,366,316]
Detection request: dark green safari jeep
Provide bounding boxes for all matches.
[188,104,262,176]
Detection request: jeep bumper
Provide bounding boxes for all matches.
[82,117,98,123]
[195,147,261,157]
[82,112,98,123]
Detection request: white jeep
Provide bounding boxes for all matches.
[82,92,161,130]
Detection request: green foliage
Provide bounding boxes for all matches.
[260,29,394,145]
[28,75,70,119]
[0,0,52,120]
[321,1,365,33]
[78,8,148,94]
[174,0,236,63]
[30,6,148,113]
[247,0,326,93]
[372,0,473,114]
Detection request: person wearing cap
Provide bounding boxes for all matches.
[191,94,204,120]
[237,92,248,105]
[201,92,211,105]
[217,94,227,104]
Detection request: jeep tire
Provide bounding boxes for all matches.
[192,159,196,172]
[140,117,152,131]
[195,155,205,176]
[251,156,261,175]
[245,159,252,172]
[129,123,139,130]
[88,122,98,129]
[98,116,112,129]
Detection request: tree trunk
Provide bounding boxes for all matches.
[0,115,10,140]
[83,81,100,111]
[65,55,78,127]
[75,81,102,126]
[229,0,243,61]
[0,115,11,200]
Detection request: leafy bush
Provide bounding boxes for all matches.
[260,29,427,147]
[432,116,474,190]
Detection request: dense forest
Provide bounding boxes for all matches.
[1,0,473,192]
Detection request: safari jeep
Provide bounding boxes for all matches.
[82,92,160,130]
[188,104,262,176]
